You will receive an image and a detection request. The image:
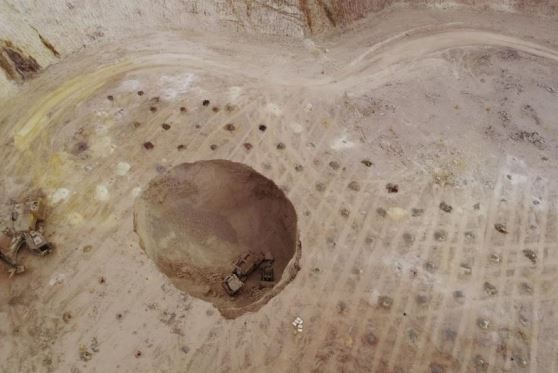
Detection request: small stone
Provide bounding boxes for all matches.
[258,124,267,132]
[276,142,286,150]
[378,296,393,309]
[294,164,304,172]
[522,249,537,264]
[459,264,472,275]
[329,161,340,170]
[202,99,210,106]
[362,332,378,345]
[474,355,489,371]
[143,141,154,150]
[477,318,490,329]
[483,282,498,296]
[376,207,387,217]
[210,144,218,151]
[107,95,114,101]
[424,261,436,273]
[513,355,528,367]
[181,346,190,354]
[149,106,157,112]
[315,183,326,192]
[439,202,452,213]
[434,230,447,241]
[386,183,399,193]
[348,181,360,191]
[340,208,350,217]
[135,351,142,358]
[224,123,235,131]
[361,160,373,167]
[212,106,219,112]
[177,144,186,151]
[83,245,93,253]
[133,121,141,128]
[415,294,429,305]
[62,311,72,323]
[453,290,464,300]
[79,346,92,362]
[137,90,144,96]
[180,106,187,112]
[520,282,533,294]
[494,223,508,234]
[243,143,252,151]
[161,123,171,130]
[489,253,501,263]
[411,208,424,217]
[402,232,414,244]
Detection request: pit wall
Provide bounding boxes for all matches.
[0,0,556,99]
[302,0,557,33]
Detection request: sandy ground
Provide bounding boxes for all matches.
[0,6,558,373]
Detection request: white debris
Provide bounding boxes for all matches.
[115,162,131,176]
[290,122,303,134]
[266,103,282,116]
[49,273,66,286]
[293,317,304,333]
[228,86,243,102]
[331,134,355,150]
[51,188,71,204]
[95,184,109,201]
[132,187,142,197]
[159,73,196,100]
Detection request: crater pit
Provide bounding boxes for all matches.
[134,160,300,317]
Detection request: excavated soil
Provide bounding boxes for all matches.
[134,160,299,317]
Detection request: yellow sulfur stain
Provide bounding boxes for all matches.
[14,60,133,151]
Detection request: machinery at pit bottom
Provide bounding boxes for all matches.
[222,251,275,296]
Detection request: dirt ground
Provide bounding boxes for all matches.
[0,4,558,373]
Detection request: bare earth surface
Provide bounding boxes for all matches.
[0,6,558,373]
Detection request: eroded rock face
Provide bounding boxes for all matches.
[134,160,300,318]
[0,0,555,93]
[0,40,41,82]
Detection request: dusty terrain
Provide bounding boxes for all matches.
[0,1,558,372]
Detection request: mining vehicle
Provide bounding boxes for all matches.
[223,251,275,296]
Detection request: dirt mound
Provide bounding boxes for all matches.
[134,160,300,317]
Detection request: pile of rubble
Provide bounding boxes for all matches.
[0,198,53,276]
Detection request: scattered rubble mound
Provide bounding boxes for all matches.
[134,160,300,317]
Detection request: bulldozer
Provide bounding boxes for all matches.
[222,251,274,296]
[0,198,53,276]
